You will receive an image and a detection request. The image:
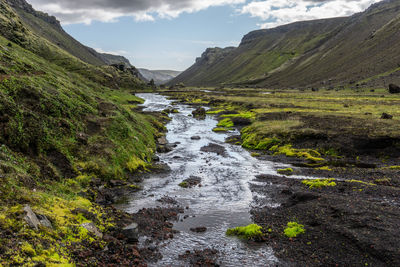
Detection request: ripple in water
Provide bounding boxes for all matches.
[124,93,282,266]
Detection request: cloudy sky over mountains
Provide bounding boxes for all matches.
[28,0,381,69]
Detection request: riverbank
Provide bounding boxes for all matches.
[159,87,400,266]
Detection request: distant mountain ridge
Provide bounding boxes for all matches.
[138,68,182,85]
[171,0,400,88]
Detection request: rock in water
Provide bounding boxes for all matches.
[192,107,206,119]
[388,84,400,94]
[81,222,103,238]
[190,227,207,233]
[122,223,139,243]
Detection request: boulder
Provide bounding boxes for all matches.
[81,222,103,238]
[23,205,52,230]
[388,84,400,94]
[122,223,139,243]
[190,227,207,233]
[192,108,206,119]
[157,137,168,146]
[24,205,41,230]
[381,113,393,119]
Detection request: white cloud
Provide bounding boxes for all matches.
[28,0,246,24]
[240,0,382,28]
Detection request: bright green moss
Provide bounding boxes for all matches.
[316,166,332,171]
[284,222,305,238]
[271,145,324,162]
[126,155,148,172]
[217,118,234,128]
[21,242,36,257]
[206,109,226,114]
[302,178,336,189]
[389,166,400,170]
[226,224,263,239]
[220,111,255,119]
[212,127,229,132]
[251,152,261,157]
[179,182,188,188]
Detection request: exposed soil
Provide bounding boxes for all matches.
[250,174,400,266]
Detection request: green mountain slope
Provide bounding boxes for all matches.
[0,0,161,264]
[171,0,400,88]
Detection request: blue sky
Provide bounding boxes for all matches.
[63,6,259,70]
[29,0,380,71]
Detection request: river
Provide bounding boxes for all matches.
[122,93,292,266]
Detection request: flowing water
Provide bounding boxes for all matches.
[122,93,294,266]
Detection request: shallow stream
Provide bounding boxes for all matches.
[123,93,292,266]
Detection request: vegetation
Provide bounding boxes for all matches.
[277,168,294,175]
[171,0,400,89]
[226,224,264,239]
[302,179,337,189]
[0,1,159,264]
[284,222,305,238]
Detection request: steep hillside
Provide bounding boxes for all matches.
[0,0,162,265]
[4,0,109,66]
[139,68,181,84]
[171,0,400,88]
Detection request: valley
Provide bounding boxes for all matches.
[0,0,399,266]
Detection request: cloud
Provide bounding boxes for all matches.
[28,0,246,24]
[240,0,382,28]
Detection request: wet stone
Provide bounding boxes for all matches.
[122,223,139,243]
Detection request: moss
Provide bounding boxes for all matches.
[220,111,255,119]
[217,118,234,128]
[271,145,324,162]
[126,155,148,172]
[374,178,391,185]
[277,168,293,175]
[226,224,263,239]
[316,166,332,171]
[302,178,336,189]
[346,180,376,186]
[179,182,188,188]
[21,242,36,257]
[212,127,229,132]
[284,222,305,238]
[389,166,400,170]
[206,109,226,114]
[251,152,261,157]
[241,129,281,150]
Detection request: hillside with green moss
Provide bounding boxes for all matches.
[171,0,400,88]
[0,0,162,264]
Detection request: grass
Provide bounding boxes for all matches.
[0,2,160,265]
[226,224,264,239]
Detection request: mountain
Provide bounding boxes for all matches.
[4,0,142,73]
[0,0,160,264]
[171,0,400,88]
[138,68,182,85]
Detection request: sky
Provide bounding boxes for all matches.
[28,0,381,71]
